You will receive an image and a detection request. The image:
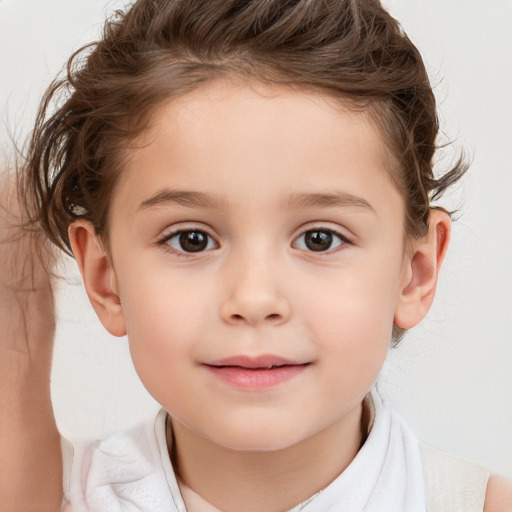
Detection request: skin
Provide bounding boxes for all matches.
[0,178,62,512]
[485,476,512,511]
[0,80,509,510]
[70,80,453,512]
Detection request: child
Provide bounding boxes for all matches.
[2,0,511,510]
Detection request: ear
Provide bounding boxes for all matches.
[394,209,451,330]
[68,220,127,337]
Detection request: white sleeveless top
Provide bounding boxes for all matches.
[60,390,489,512]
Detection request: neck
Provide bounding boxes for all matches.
[169,403,365,512]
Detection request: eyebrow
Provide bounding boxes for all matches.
[137,188,375,213]
[285,191,375,212]
[138,189,223,211]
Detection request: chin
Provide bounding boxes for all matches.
[210,423,310,453]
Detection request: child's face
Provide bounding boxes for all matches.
[102,80,412,451]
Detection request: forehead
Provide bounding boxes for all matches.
[112,80,403,222]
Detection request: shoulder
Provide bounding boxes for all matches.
[63,410,172,510]
[71,412,165,479]
[484,474,512,512]
[420,443,489,510]
[420,444,512,512]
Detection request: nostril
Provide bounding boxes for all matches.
[221,295,291,326]
[230,313,281,322]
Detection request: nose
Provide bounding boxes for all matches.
[219,253,291,327]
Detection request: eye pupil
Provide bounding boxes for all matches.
[305,230,333,251]
[179,231,208,252]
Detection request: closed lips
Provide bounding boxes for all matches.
[203,355,309,369]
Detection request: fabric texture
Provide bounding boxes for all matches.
[420,443,489,512]
[60,389,488,512]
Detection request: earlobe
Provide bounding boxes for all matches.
[394,209,451,330]
[68,221,127,337]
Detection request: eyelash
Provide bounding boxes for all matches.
[292,228,349,254]
[157,227,351,257]
[157,228,218,257]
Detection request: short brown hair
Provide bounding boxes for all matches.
[21,0,467,340]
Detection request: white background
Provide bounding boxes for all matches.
[1,0,511,479]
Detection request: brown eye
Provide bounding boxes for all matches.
[305,231,332,251]
[179,231,208,252]
[163,230,217,253]
[293,229,345,252]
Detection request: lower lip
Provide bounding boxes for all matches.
[203,364,308,389]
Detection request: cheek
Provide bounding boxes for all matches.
[120,259,212,334]
[299,254,403,376]
[116,262,222,379]
[116,275,191,371]
[304,267,399,339]
[309,287,393,401]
